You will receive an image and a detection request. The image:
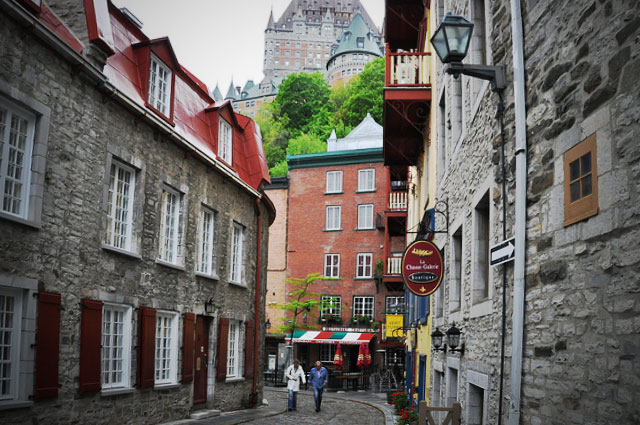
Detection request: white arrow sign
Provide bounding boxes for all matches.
[490,237,515,267]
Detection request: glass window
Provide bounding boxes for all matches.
[155,312,179,385]
[358,168,375,191]
[563,134,598,226]
[148,55,172,116]
[230,222,244,283]
[226,320,244,379]
[324,253,340,278]
[325,205,341,230]
[0,288,22,400]
[353,296,374,319]
[321,296,341,316]
[319,344,336,362]
[102,304,132,389]
[196,207,217,276]
[158,187,183,265]
[104,160,135,251]
[357,204,374,229]
[356,253,373,278]
[386,297,405,314]
[325,171,343,193]
[219,117,233,165]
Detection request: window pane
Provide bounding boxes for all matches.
[569,159,580,182]
[582,174,592,197]
[580,153,591,175]
[570,181,580,203]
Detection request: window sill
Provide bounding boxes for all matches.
[0,211,41,229]
[0,400,33,411]
[155,259,186,271]
[323,229,343,232]
[195,271,219,281]
[229,280,248,289]
[101,244,142,260]
[354,228,375,231]
[154,383,180,391]
[324,191,344,195]
[354,277,373,281]
[100,387,135,397]
[225,377,245,383]
[355,190,376,194]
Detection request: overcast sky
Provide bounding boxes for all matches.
[111,0,385,94]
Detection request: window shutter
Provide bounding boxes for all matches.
[216,318,229,381]
[137,306,156,388]
[182,313,195,383]
[244,321,255,378]
[34,292,61,399]
[79,298,103,394]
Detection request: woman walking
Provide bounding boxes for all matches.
[285,359,306,411]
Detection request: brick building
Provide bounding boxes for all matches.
[283,115,405,377]
[0,0,274,423]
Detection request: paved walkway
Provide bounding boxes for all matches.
[162,388,395,425]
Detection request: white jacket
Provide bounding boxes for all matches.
[286,364,306,391]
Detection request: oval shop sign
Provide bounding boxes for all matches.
[401,240,444,296]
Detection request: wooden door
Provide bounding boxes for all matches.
[193,315,210,404]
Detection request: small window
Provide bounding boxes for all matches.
[155,312,179,385]
[321,296,341,316]
[356,253,373,278]
[326,171,343,193]
[325,205,341,230]
[104,160,136,251]
[324,253,340,278]
[356,37,364,48]
[158,186,183,265]
[226,320,244,379]
[353,296,374,319]
[102,304,132,390]
[219,118,233,165]
[230,222,245,283]
[564,133,598,226]
[319,343,336,362]
[0,287,23,401]
[357,204,374,229]
[148,55,172,116]
[196,206,217,276]
[358,169,375,191]
[385,296,405,314]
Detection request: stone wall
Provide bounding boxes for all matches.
[0,8,268,424]
[430,0,639,424]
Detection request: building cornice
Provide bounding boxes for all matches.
[288,148,383,169]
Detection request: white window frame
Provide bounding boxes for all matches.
[196,206,217,277]
[154,311,179,386]
[104,160,136,251]
[321,295,342,317]
[324,253,340,278]
[219,117,233,165]
[319,344,337,363]
[357,169,375,192]
[230,222,245,284]
[101,303,132,390]
[357,204,374,229]
[356,253,373,278]
[325,205,341,230]
[158,186,183,266]
[0,287,23,402]
[226,320,244,379]
[148,54,172,116]
[325,171,343,194]
[0,99,35,220]
[385,296,405,314]
[353,296,374,319]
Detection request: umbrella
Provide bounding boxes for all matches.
[333,343,343,370]
[363,342,372,368]
[357,343,365,369]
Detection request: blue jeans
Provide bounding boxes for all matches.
[313,386,324,410]
[288,390,297,410]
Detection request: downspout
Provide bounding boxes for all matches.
[253,198,262,406]
[507,0,528,424]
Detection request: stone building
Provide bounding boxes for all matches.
[0,0,274,423]
[383,0,640,424]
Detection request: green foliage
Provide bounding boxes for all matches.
[390,392,409,415]
[336,57,385,128]
[269,160,288,178]
[286,133,327,156]
[276,273,325,334]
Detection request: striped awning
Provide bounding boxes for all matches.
[285,331,375,345]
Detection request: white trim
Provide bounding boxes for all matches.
[324,253,340,278]
[230,222,245,284]
[357,168,375,192]
[158,185,183,265]
[355,252,373,278]
[154,311,179,385]
[325,205,341,230]
[226,319,244,380]
[0,287,23,402]
[357,204,374,230]
[148,54,172,116]
[352,296,374,319]
[219,117,233,165]
[196,206,217,277]
[101,303,132,390]
[325,170,343,193]
[103,159,136,252]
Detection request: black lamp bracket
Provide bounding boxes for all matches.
[444,62,506,92]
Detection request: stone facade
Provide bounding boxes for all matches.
[0,1,272,423]
[424,0,640,424]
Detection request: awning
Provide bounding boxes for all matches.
[285,331,375,345]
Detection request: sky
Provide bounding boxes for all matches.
[111,0,385,94]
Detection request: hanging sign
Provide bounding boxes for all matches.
[402,240,444,296]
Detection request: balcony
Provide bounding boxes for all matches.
[389,191,408,210]
[383,46,432,166]
[386,256,402,275]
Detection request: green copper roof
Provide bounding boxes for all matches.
[329,13,383,62]
[288,148,383,169]
[212,84,223,102]
[224,81,237,100]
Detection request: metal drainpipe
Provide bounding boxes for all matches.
[507,0,528,423]
[253,198,262,406]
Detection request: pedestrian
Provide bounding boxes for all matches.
[285,359,305,411]
[309,360,328,412]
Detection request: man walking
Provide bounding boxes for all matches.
[285,359,305,411]
[309,360,328,412]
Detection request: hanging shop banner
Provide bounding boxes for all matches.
[385,314,405,338]
[402,240,444,296]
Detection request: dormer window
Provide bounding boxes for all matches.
[148,55,171,116]
[357,37,364,48]
[219,118,233,165]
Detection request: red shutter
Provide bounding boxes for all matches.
[79,298,103,394]
[182,313,195,383]
[137,306,156,388]
[34,292,61,399]
[244,321,255,378]
[216,318,229,381]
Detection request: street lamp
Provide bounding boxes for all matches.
[431,327,447,352]
[446,323,465,355]
[265,319,271,330]
[431,13,506,91]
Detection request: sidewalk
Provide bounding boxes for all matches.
[160,387,395,425]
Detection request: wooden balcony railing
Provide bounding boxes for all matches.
[385,45,432,87]
[389,191,408,210]
[387,257,402,275]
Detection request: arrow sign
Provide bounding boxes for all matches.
[490,237,515,267]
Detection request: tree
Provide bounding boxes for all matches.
[336,57,385,128]
[276,273,324,336]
